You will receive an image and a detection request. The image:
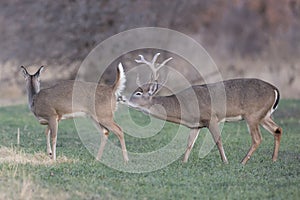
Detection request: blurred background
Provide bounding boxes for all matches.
[0,0,300,106]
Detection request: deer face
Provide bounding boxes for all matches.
[129,81,160,109]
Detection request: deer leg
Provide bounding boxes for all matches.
[183,128,200,163]
[103,122,129,162]
[91,119,109,160]
[208,121,228,164]
[44,126,52,157]
[261,116,282,162]
[48,117,58,161]
[96,127,109,160]
[241,121,262,164]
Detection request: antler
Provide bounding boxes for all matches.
[135,53,172,81]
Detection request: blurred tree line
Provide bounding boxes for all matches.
[0,0,299,67]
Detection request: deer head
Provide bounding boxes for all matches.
[129,53,172,108]
[21,66,44,93]
[21,66,44,109]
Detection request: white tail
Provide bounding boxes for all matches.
[21,65,129,162]
[129,53,282,164]
[114,63,126,97]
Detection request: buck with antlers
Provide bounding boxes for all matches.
[21,64,129,162]
[129,53,282,164]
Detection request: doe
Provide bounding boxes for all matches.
[21,64,129,162]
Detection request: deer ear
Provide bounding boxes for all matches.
[148,81,159,96]
[34,66,44,78]
[20,66,29,78]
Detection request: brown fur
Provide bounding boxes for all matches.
[129,54,282,164]
[21,65,128,162]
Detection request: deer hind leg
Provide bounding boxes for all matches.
[241,120,262,165]
[183,128,200,163]
[48,117,58,161]
[96,126,109,161]
[44,126,52,157]
[208,121,228,164]
[102,121,129,162]
[261,116,282,162]
[91,119,109,160]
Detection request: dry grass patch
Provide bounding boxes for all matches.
[0,147,75,199]
[0,146,78,165]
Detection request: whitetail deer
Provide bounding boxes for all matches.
[21,64,129,162]
[129,53,282,164]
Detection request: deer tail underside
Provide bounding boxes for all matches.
[113,63,126,99]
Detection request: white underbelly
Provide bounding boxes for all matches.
[35,112,87,124]
[61,112,87,120]
[220,115,243,122]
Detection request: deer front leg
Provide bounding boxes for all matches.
[48,118,58,161]
[44,126,52,157]
[208,121,228,164]
[183,128,200,162]
[241,121,262,165]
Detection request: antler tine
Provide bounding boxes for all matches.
[157,57,173,70]
[135,54,158,80]
[152,56,173,80]
[135,53,172,81]
[135,55,152,66]
[151,53,161,65]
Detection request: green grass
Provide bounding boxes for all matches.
[0,100,299,199]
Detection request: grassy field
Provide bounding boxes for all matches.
[0,100,299,199]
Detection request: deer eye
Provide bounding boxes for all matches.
[134,91,143,96]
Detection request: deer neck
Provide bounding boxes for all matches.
[26,78,40,109]
[149,95,181,123]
